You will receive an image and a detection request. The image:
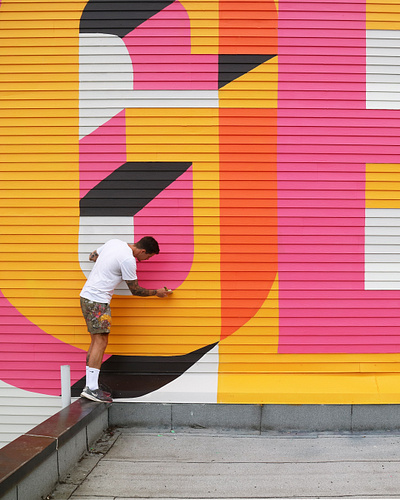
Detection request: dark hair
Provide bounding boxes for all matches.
[135,236,160,255]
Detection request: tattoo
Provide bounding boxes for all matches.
[126,280,157,297]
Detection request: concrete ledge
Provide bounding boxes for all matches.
[0,399,109,500]
[109,403,400,434]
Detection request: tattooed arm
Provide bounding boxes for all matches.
[89,250,99,262]
[126,280,172,298]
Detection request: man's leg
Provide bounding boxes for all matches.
[85,333,108,392]
[87,333,108,369]
[80,298,112,402]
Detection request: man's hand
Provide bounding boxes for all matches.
[156,287,173,298]
[89,251,99,262]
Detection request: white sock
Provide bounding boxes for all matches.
[86,366,100,391]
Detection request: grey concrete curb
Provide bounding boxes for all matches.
[4,402,400,500]
[0,399,109,500]
[109,402,400,434]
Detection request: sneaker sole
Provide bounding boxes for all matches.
[80,391,112,403]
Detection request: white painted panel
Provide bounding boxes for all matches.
[366,263,400,271]
[367,75,400,83]
[79,33,134,138]
[367,57,400,67]
[79,216,134,295]
[116,344,219,403]
[366,83,400,91]
[0,380,78,449]
[366,225,400,235]
[367,254,400,263]
[365,208,400,289]
[81,91,219,108]
[366,101,400,109]
[367,209,400,218]
[364,236,400,243]
[367,30,400,110]
[367,91,400,100]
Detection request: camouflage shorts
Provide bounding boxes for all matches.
[80,297,112,334]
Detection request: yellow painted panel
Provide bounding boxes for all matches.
[0,162,78,172]
[126,109,219,159]
[367,0,400,29]
[366,163,400,208]
[0,97,221,356]
[218,275,279,400]
[367,163,400,173]
[218,270,400,403]
[0,173,77,182]
[365,200,400,208]
[220,59,278,109]
[218,372,400,404]
[179,0,219,54]
[0,208,79,216]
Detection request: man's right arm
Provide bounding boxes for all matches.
[126,280,172,298]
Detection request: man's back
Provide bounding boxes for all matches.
[80,239,137,303]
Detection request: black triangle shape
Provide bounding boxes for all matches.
[79,161,192,217]
[71,342,218,398]
[218,54,276,89]
[80,0,175,38]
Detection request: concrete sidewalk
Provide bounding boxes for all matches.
[51,430,400,499]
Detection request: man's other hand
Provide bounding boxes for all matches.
[156,287,173,298]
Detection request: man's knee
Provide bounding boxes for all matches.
[93,333,109,348]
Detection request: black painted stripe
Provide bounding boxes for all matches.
[71,342,218,398]
[80,0,175,38]
[79,161,192,217]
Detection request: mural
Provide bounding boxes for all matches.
[2,0,400,404]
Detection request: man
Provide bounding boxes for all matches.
[80,236,172,402]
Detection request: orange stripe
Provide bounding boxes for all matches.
[219,108,278,339]
[219,0,278,54]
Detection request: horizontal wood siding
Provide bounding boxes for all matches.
[2,0,400,447]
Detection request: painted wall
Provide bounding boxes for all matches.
[1,0,400,437]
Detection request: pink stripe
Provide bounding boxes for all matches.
[282,308,400,318]
[79,111,126,198]
[279,28,365,39]
[279,228,364,238]
[280,330,400,338]
[280,2,367,13]
[280,20,365,29]
[279,144,400,153]
[285,345,400,353]
[123,1,218,90]
[0,291,87,395]
[279,99,366,109]
[134,167,194,290]
[277,1,400,353]
[279,109,400,119]
[133,71,218,81]
[278,153,400,163]
[281,318,400,327]
[279,126,400,137]
[278,299,400,308]
[282,55,366,65]
[279,180,363,189]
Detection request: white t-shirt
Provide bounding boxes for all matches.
[80,239,137,304]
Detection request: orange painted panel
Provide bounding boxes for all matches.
[219,0,278,54]
[219,108,277,339]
